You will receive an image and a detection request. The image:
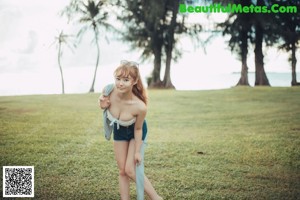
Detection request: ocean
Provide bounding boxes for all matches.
[0,71,299,96]
[174,72,300,90]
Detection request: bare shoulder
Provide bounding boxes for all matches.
[134,96,147,114]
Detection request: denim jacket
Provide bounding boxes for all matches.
[102,83,115,141]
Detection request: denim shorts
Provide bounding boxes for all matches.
[113,120,147,141]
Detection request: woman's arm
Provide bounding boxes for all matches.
[98,89,111,109]
[134,105,147,165]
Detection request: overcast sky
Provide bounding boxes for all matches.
[0,0,297,95]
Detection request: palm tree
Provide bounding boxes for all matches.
[53,30,76,94]
[61,0,111,93]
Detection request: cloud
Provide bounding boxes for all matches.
[0,0,66,72]
[16,31,38,54]
[0,6,23,45]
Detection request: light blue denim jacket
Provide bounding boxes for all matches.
[102,83,115,141]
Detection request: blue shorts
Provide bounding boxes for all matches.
[113,120,147,141]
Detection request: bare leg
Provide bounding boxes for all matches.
[114,141,130,200]
[125,139,162,200]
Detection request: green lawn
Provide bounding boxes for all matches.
[1,87,299,200]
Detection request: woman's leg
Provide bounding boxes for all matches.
[114,141,130,200]
[125,139,162,200]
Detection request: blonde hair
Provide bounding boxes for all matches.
[114,62,148,105]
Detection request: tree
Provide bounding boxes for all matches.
[216,0,282,86]
[52,30,76,94]
[117,0,201,88]
[217,0,253,86]
[162,0,179,88]
[118,0,165,87]
[253,0,272,86]
[61,0,112,92]
[273,0,300,86]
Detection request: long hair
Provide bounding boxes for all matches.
[114,62,148,105]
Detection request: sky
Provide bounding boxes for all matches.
[0,0,298,96]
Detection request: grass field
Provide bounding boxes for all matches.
[1,87,300,200]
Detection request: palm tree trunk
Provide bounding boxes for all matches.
[291,43,299,86]
[58,43,65,94]
[89,28,100,93]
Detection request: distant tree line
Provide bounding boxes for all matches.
[214,0,300,87]
[55,0,299,93]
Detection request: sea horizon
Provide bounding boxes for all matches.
[0,71,299,96]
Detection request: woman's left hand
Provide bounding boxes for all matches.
[98,95,110,109]
[135,152,142,165]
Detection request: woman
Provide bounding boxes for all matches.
[99,61,162,200]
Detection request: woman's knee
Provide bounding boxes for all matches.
[118,167,127,177]
[125,165,135,179]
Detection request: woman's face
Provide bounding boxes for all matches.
[114,75,135,93]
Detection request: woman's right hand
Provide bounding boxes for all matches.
[99,95,111,109]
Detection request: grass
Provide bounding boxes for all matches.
[0,87,300,200]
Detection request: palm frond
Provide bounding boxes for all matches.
[76,25,89,43]
[79,16,93,23]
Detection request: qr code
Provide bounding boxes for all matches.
[3,166,34,198]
